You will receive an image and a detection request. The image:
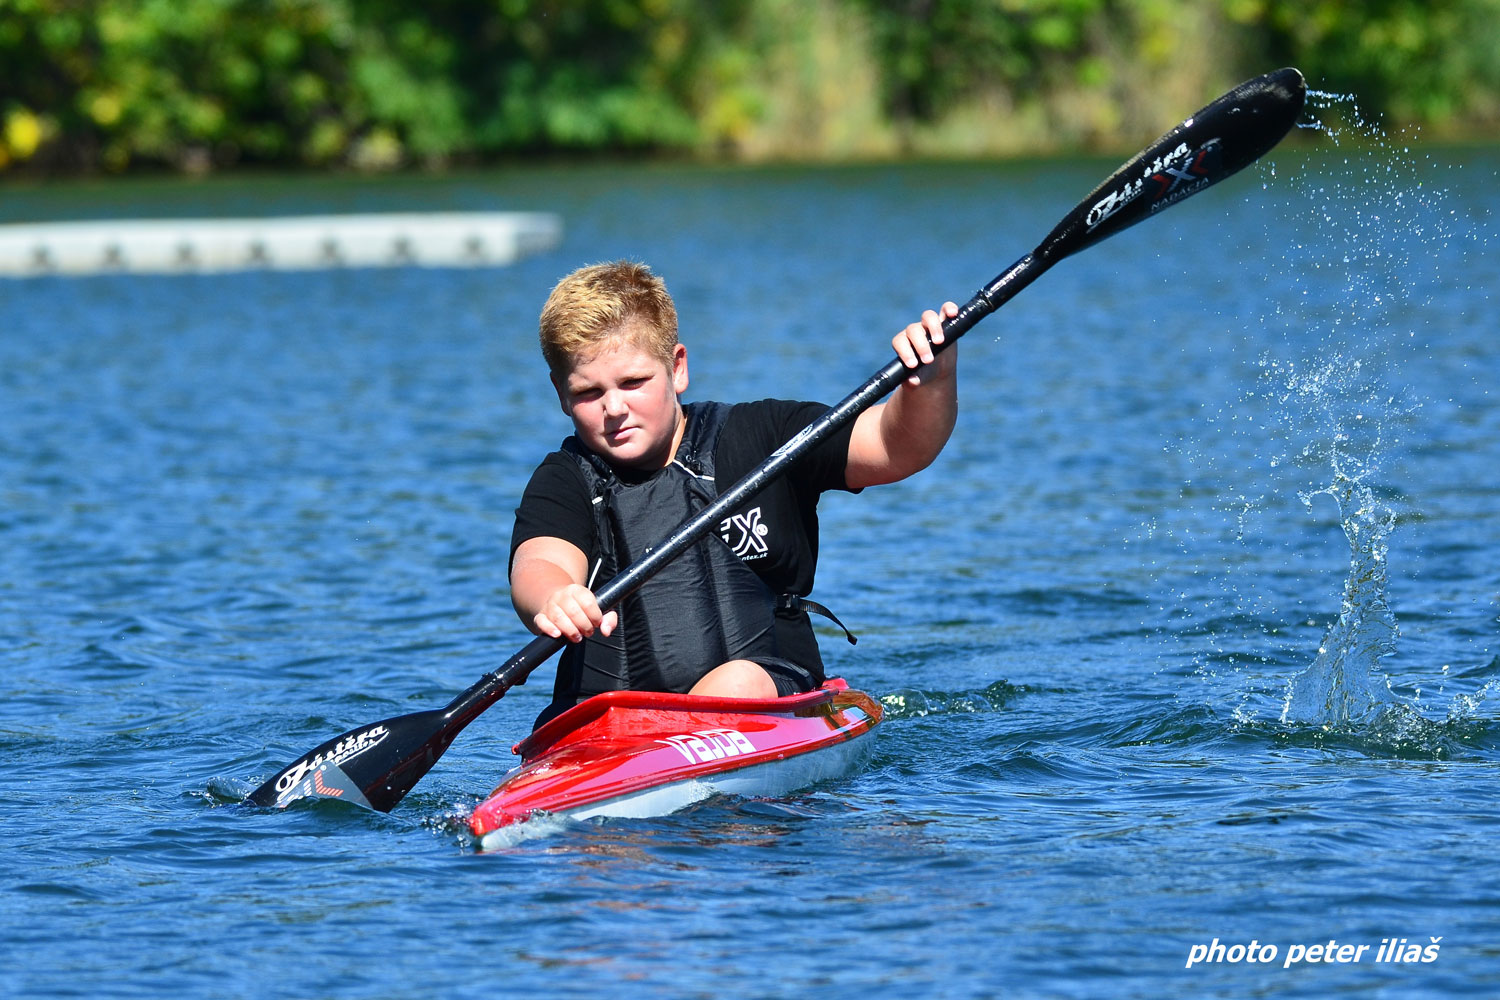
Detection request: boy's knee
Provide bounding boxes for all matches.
[689,660,777,699]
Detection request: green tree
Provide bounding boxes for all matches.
[1227,0,1500,132]
[2,0,1498,174]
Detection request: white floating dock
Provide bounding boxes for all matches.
[0,211,562,276]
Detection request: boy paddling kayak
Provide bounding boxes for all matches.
[510,260,959,728]
[247,69,1306,815]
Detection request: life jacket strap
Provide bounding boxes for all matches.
[778,594,857,646]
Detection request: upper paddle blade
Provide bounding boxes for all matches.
[246,707,454,812]
[1038,67,1307,264]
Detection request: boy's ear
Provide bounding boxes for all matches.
[671,343,689,394]
[550,372,572,415]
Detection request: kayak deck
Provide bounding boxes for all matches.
[469,678,881,844]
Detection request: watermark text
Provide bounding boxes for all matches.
[1185,937,1442,970]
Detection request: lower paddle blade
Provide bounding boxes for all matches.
[246,707,453,812]
[271,760,375,810]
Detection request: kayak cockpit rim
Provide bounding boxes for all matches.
[515,677,852,760]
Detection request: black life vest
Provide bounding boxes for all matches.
[539,402,788,726]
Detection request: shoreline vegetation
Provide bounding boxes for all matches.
[3,1,1498,178]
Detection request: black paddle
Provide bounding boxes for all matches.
[248,67,1306,813]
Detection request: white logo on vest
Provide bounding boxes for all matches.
[720,507,770,559]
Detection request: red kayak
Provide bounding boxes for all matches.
[469,678,881,847]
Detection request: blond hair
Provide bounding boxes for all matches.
[539,260,678,377]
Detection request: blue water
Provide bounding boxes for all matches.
[3,131,1498,998]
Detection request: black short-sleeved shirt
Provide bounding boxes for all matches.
[510,399,859,599]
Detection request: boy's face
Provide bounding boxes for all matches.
[554,329,688,470]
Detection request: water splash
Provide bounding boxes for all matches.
[1196,88,1488,737]
[469,811,576,851]
[1298,89,1386,146]
[1279,469,1399,724]
[1257,94,1424,728]
[879,680,1022,720]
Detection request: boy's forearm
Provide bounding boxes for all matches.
[877,362,958,477]
[510,552,584,627]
